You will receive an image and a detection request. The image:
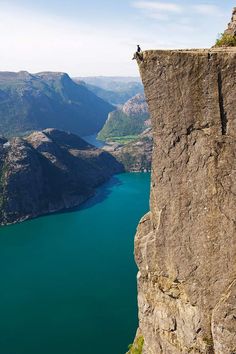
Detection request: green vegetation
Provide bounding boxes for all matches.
[215,33,236,47]
[98,110,149,141]
[127,336,144,354]
[106,135,139,144]
[112,133,152,172]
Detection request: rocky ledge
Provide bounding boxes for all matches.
[0,129,123,225]
[134,47,236,353]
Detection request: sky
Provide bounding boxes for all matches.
[0,0,235,76]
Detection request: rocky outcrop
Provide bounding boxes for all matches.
[0,129,123,225]
[224,7,236,36]
[134,47,236,353]
[122,94,149,117]
[103,128,152,172]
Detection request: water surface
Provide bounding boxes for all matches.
[0,173,150,354]
[83,134,105,148]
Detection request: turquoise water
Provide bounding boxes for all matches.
[0,173,150,354]
[83,134,105,148]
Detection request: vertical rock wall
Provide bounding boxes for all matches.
[135,48,236,353]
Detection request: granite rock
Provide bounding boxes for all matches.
[134,47,236,353]
[224,7,236,36]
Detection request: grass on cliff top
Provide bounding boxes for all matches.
[127,336,144,354]
[215,33,236,47]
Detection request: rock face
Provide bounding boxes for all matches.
[122,94,149,117]
[0,71,114,137]
[224,7,236,36]
[103,128,152,172]
[0,129,123,225]
[135,48,236,353]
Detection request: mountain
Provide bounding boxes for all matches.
[74,76,141,90]
[74,76,144,105]
[97,93,150,140]
[97,93,152,172]
[0,71,114,137]
[0,128,123,225]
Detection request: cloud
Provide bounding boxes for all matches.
[0,5,142,76]
[130,0,230,49]
[131,1,183,21]
[132,1,182,13]
[132,1,226,22]
[0,2,229,75]
[192,4,223,17]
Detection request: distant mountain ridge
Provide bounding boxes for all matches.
[0,71,114,137]
[75,76,141,90]
[74,76,144,105]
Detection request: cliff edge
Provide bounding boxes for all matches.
[135,47,236,353]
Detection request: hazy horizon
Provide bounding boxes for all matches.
[0,71,141,79]
[0,0,235,76]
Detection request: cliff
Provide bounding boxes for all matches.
[0,129,123,225]
[135,47,236,353]
[0,71,114,137]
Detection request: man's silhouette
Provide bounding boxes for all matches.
[132,45,142,60]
